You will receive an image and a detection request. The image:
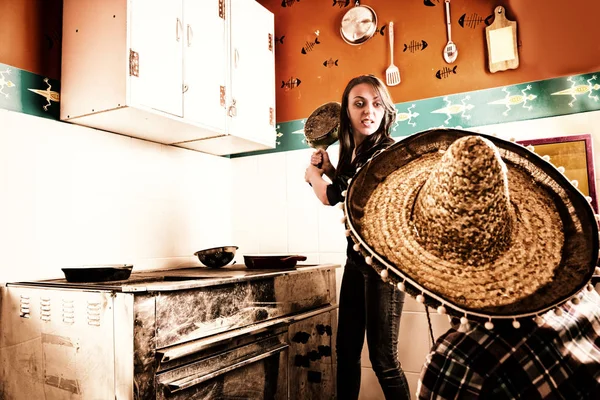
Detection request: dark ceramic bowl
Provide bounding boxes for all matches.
[194,246,238,268]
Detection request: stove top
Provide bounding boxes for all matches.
[10,264,323,292]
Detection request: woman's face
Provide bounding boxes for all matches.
[347,83,385,141]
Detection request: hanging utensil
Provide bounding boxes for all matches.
[340,1,378,46]
[486,6,519,73]
[443,0,458,64]
[385,21,401,86]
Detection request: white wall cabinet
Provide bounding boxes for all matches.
[175,0,276,155]
[60,0,275,156]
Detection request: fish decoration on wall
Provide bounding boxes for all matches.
[424,0,440,6]
[332,0,350,8]
[458,13,494,29]
[301,35,320,54]
[404,40,428,53]
[323,58,339,67]
[436,66,458,79]
[282,77,302,90]
[281,0,300,7]
[275,36,285,45]
[375,25,387,36]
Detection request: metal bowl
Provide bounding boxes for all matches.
[194,246,238,268]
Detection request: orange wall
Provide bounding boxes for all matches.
[259,0,600,122]
[1,1,599,123]
[0,0,62,79]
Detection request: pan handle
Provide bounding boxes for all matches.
[280,256,307,262]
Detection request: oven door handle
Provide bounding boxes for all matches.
[163,343,289,393]
[157,304,337,363]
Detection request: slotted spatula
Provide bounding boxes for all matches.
[385,21,401,86]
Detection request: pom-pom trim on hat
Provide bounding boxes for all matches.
[342,195,595,328]
[380,269,389,281]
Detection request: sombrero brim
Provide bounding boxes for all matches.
[345,129,598,321]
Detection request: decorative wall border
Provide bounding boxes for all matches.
[233,71,600,158]
[0,62,60,120]
[1,61,598,159]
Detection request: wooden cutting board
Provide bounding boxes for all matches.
[485,6,519,73]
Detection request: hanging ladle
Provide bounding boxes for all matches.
[443,0,458,63]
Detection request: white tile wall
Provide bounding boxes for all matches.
[3,106,600,398]
[0,109,232,282]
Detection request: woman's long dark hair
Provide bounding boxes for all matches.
[335,75,396,179]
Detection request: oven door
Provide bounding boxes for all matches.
[155,332,288,400]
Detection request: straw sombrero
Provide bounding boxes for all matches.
[343,128,599,328]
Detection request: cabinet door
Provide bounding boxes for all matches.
[129,0,183,117]
[229,0,276,148]
[183,0,227,132]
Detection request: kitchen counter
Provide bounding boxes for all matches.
[11,263,340,292]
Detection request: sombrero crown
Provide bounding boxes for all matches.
[344,129,598,327]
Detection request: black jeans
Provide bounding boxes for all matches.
[336,259,411,400]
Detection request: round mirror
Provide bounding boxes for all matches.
[340,2,378,46]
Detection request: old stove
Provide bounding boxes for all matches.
[0,264,339,399]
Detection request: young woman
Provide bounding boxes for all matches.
[305,75,410,400]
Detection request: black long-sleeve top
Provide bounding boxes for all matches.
[325,138,395,263]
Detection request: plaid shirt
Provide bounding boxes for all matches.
[417,289,600,399]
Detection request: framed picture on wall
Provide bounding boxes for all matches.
[517,134,598,213]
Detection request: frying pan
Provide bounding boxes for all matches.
[304,102,341,151]
[304,102,341,176]
[244,255,307,270]
[340,1,378,46]
[61,264,134,282]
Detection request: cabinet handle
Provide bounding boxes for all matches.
[228,99,237,117]
[176,18,183,42]
[187,24,193,47]
[234,49,239,68]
